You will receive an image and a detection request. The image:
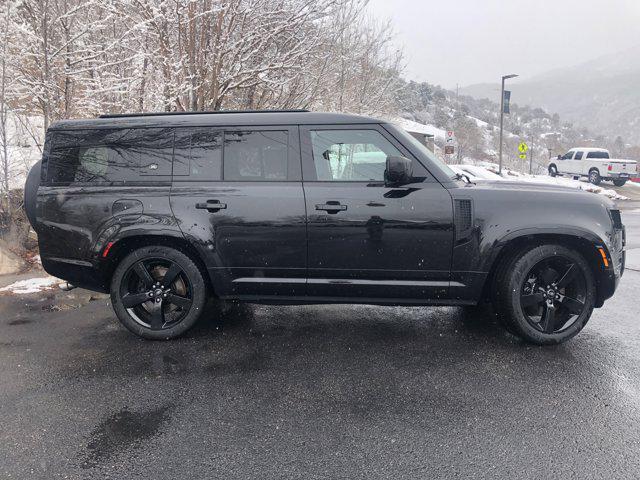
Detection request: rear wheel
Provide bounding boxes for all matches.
[589,169,601,185]
[548,164,558,177]
[613,179,627,187]
[110,245,207,340]
[493,244,596,345]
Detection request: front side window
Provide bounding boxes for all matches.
[575,151,584,160]
[223,130,288,181]
[561,151,574,160]
[309,129,402,181]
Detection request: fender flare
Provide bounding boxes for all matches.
[481,225,609,273]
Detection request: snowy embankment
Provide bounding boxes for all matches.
[0,276,59,294]
[450,162,628,201]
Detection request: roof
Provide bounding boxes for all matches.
[568,147,609,152]
[390,118,445,139]
[49,111,385,130]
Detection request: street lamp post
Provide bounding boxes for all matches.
[498,74,518,175]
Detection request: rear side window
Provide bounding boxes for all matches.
[223,131,288,181]
[586,151,609,159]
[575,151,584,160]
[46,128,173,184]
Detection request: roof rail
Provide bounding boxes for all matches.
[98,109,310,119]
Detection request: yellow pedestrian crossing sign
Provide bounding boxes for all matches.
[518,142,529,153]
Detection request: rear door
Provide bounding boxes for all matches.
[300,124,454,301]
[170,125,307,298]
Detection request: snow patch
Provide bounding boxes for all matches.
[0,276,59,294]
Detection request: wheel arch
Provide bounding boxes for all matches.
[99,234,214,295]
[482,230,611,308]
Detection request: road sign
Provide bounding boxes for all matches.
[444,145,454,155]
[518,142,529,153]
[519,153,527,159]
[446,131,455,143]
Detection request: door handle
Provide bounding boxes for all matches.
[195,200,227,212]
[315,202,347,214]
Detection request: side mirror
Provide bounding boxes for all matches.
[557,154,562,160]
[385,156,413,186]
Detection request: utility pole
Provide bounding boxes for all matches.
[529,142,533,175]
[498,74,518,175]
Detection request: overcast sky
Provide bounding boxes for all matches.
[368,0,640,88]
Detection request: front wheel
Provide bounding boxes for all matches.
[548,164,558,177]
[613,179,627,187]
[493,244,596,345]
[110,245,208,340]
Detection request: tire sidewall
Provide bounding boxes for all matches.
[589,169,601,185]
[110,245,207,340]
[503,245,596,345]
[548,165,557,177]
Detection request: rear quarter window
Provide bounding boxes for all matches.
[45,128,174,184]
[586,151,610,159]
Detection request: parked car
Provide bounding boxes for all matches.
[548,147,637,186]
[24,111,626,345]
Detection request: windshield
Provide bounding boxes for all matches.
[386,125,456,180]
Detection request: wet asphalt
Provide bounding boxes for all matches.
[1,211,640,479]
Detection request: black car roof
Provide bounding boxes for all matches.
[49,111,386,130]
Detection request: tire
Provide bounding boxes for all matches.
[613,179,627,187]
[24,160,41,229]
[493,244,596,345]
[110,245,208,340]
[588,169,601,185]
[548,164,558,177]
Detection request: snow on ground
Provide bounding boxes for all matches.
[0,276,59,294]
[450,163,628,200]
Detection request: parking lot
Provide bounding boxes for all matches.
[1,205,640,479]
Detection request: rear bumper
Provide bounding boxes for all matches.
[41,257,108,293]
[607,172,632,179]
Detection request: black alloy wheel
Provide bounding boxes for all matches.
[120,258,193,330]
[110,246,207,339]
[493,244,596,345]
[519,256,588,334]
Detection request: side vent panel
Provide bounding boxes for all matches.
[454,199,473,243]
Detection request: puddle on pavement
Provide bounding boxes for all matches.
[82,404,173,469]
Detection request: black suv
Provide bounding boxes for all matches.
[24,110,626,344]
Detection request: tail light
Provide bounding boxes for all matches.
[607,165,612,171]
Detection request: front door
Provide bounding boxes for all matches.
[300,125,454,301]
[170,126,307,298]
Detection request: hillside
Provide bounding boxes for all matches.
[460,45,640,144]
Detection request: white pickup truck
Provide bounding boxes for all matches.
[548,148,637,186]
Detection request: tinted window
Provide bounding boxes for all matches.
[223,131,288,181]
[575,151,584,160]
[46,128,173,184]
[587,151,610,159]
[173,128,222,180]
[309,129,402,181]
[561,151,574,160]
